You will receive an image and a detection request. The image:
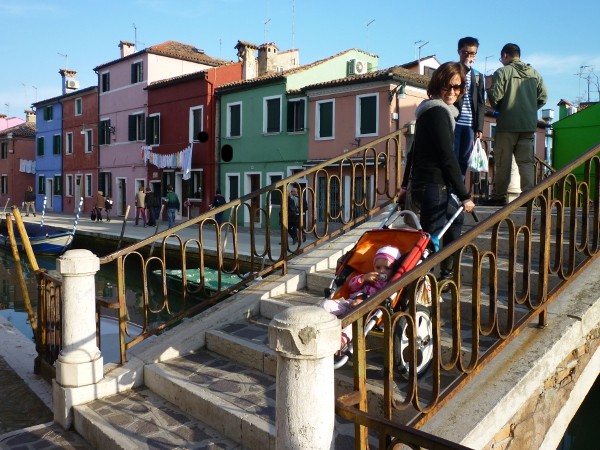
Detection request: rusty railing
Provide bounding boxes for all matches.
[335,143,599,448]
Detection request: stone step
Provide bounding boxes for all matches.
[73,386,242,450]
[145,350,276,450]
[206,321,277,376]
[142,350,370,449]
[260,289,323,320]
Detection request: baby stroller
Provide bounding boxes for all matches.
[323,205,463,377]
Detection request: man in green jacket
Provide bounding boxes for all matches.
[487,43,547,206]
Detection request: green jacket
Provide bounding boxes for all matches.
[488,59,547,133]
[164,191,180,210]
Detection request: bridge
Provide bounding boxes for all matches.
[2,129,599,449]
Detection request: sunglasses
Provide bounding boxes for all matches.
[442,84,464,92]
[460,50,477,57]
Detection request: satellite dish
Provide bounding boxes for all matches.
[221,144,233,162]
[197,131,209,142]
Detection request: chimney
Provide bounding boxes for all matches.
[119,40,135,58]
[25,109,35,123]
[59,68,78,95]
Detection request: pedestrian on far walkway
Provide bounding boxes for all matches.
[164,185,180,228]
[23,186,36,217]
[94,191,105,222]
[145,188,156,227]
[135,186,147,227]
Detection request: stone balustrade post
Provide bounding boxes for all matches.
[54,249,102,428]
[269,306,341,450]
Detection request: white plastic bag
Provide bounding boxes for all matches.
[468,138,488,172]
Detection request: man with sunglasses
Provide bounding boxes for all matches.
[487,43,547,206]
[454,37,486,178]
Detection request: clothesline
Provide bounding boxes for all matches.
[19,159,36,174]
[141,145,193,180]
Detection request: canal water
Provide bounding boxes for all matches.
[0,237,596,447]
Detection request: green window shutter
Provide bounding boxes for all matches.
[319,102,333,138]
[230,104,241,137]
[37,137,44,156]
[53,135,61,154]
[266,99,280,133]
[360,96,376,135]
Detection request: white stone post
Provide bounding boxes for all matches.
[54,249,103,427]
[269,306,341,450]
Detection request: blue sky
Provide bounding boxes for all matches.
[2,0,599,123]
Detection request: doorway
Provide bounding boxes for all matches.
[116,177,127,217]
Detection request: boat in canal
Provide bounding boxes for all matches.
[0,222,76,256]
[152,267,244,295]
[0,198,83,256]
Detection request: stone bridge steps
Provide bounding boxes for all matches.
[72,204,558,449]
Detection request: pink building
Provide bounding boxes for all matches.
[94,40,232,218]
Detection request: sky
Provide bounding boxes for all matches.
[1,0,599,124]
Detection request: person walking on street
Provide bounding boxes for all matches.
[164,185,180,228]
[145,188,156,227]
[94,191,105,222]
[287,187,300,244]
[23,186,36,217]
[210,189,227,225]
[454,36,485,178]
[104,195,113,221]
[486,43,547,206]
[135,186,147,226]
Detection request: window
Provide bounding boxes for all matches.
[190,106,203,142]
[263,96,281,134]
[316,100,334,139]
[490,124,497,150]
[357,94,378,136]
[131,61,143,84]
[53,134,62,155]
[38,175,45,194]
[54,175,62,195]
[43,106,53,121]
[227,102,241,138]
[65,132,73,155]
[85,174,92,197]
[37,136,45,156]
[287,99,306,133]
[0,142,7,159]
[101,72,110,93]
[66,174,73,196]
[146,114,160,145]
[128,113,145,141]
[0,175,7,194]
[99,119,112,145]
[75,98,82,116]
[84,129,93,153]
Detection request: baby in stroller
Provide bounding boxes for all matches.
[321,246,401,351]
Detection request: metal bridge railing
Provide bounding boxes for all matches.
[33,128,408,368]
[335,143,599,448]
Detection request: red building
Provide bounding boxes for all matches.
[0,112,36,208]
[145,62,242,215]
[61,86,99,214]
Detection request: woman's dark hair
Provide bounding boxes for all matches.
[427,62,466,98]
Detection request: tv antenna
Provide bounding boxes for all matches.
[366,19,375,50]
[57,52,68,69]
[4,103,9,116]
[264,18,271,42]
[576,65,594,101]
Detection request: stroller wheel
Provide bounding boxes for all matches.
[394,304,433,379]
